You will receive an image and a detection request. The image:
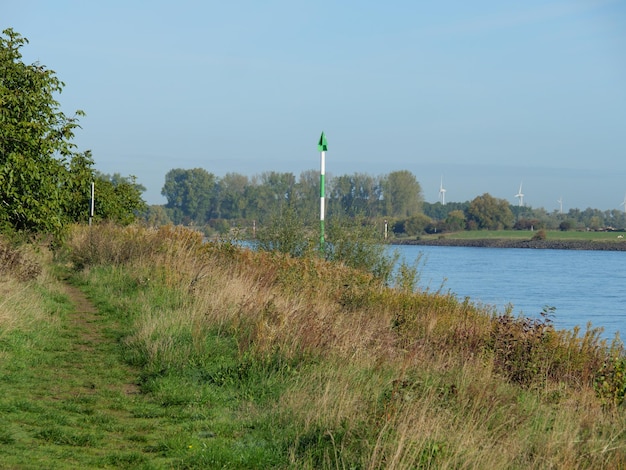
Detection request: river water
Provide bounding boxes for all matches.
[392,245,626,341]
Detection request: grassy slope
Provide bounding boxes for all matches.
[1,225,625,468]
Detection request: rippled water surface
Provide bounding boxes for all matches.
[393,245,626,340]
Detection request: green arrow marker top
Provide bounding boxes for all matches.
[318,132,328,152]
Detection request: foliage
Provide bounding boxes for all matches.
[402,213,432,236]
[445,209,467,232]
[0,29,82,236]
[531,228,547,240]
[142,204,172,227]
[466,193,515,230]
[156,168,428,228]
[594,354,626,407]
[381,170,423,218]
[328,172,381,218]
[255,204,316,258]
[93,172,146,225]
[0,236,41,281]
[0,29,145,238]
[325,215,397,284]
[4,224,626,468]
[161,167,217,224]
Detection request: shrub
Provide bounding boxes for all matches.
[531,229,547,241]
[0,239,41,281]
[594,345,626,407]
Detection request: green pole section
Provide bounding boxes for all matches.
[318,132,328,251]
[320,172,325,248]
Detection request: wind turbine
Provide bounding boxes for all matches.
[439,176,446,205]
[515,182,524,207]
[621,193,626,213]
[557,196,563,214]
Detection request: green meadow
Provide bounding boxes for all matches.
[1,224,625,469]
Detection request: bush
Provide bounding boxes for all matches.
[0,239,41,281]
[531,229,547,241]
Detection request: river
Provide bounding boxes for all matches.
[392,245,625,341]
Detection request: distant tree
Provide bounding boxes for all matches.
[588,216,602,230]
[216,172,249,219]
[293,169,321,225]
[161,168,216,225]
[514,218,543,230]
[381,170,422,218]
[245,172,296,223]
[329,173,380,217]
[423,201,470,220]
[466,193,514,230]
[445,210,466,232]
[403,213,432,236]
[143,205,172,227]
[93,172,146,225]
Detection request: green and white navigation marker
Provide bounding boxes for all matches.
[318,132,328,250]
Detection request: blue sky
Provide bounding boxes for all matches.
[4,1,626,211]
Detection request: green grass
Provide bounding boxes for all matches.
[0,270,292,468]
[2,225,626,468]
[421,229,626,241]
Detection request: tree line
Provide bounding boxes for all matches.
[153,168,423,230]
[4,27,624,243]
[150,167,626,237]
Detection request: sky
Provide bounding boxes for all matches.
[4,1,626,211]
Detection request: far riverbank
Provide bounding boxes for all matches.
[392,238,626,251]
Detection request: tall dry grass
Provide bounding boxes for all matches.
[0,238,62,336]
[64,223,626,468]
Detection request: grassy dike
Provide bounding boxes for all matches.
[1,224,625,468]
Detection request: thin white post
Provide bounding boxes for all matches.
[89,181,95,226]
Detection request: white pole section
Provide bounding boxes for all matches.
[89,181,95,226]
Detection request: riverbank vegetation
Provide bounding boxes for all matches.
[2,28,625,467]
[151,169,626,240]
[1,224,625,468]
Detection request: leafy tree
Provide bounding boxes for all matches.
[161,168,216,224]
[246,172,296,223]
[514,218,544,230]
[381,170,423,218]
[445,209,466,232]
[93,172,146,225]
[259,171,296,209]
[143,205,172,227]
[403,213,432,236]
[0,28,84,235]
[0,29,144,236]
[293,169,321,225]
[216,172,249,219]
[62,150,96,223]
[329,173,380,217]
[423,201,470,221]
[466,193,514,230]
